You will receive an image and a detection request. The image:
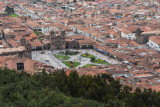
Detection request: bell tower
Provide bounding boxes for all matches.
[50,30,55,40]
[135,27,146,44]
[20,37,32,58]
[135,27,142,37]
[20,37,26,46]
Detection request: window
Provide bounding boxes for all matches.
[150,43,153,45]
[17,63,24,71]
[155,46,158,49]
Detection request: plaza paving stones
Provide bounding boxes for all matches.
[32,49,120,69]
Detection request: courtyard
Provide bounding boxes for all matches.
[32,49,119,69]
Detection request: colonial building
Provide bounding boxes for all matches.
[135,28,160,44]
[147,35,160,52]
[0,56,36,74]
[5,56,35,73]
[50,30,96,50]
[50,31,66,49]
[134,27,146,44]
[26,20,41,32]
[0,46,25,57]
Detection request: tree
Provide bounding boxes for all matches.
[91,57,95,62]
[5,5,14,14]
[0,68,160,106]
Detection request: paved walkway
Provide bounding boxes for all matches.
[32,51,68,69]
[56,49,119,64]
[32,49,120,69]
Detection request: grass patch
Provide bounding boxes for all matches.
[55,55,70,60]
[63,61,80,68]
[9,13,19,17]
[91,58,110,65]
[81,53,110,65]
[83,64,98,68]
[60,51,80,55]
[81,53,96,58]
[34,31,43,36]
[38,36,44,40]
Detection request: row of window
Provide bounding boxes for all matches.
[149,41,159,49]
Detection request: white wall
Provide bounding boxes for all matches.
[42,27,50,34]
[148,40,160,51]
[121,32,136,40]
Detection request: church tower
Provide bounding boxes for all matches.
[135,27,142,37]
[25,41,32,58]
[20,37,32,58]
[20,37,26,46]
[50,30,55,40]
[135,27,146,44]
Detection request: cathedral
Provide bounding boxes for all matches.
[50,31,79,50]
[50,30,96,50]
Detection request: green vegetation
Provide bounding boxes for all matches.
[0,68,107,107]
[83,64,98,68]
[60,51,80,55]
[55,54,70,60]
[63,61,80,68]
[81,53,110,65]
[91,58,110,65]
[38,36,44,41]
[9,13,19,17]
[34,31,43,36]
[5,5,14,14]
[81,53,96,58]
[0,68,160,107]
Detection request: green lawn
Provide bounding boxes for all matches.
[63,61,80,68]
[34,31,43,36]
[81,53,96,58]
[60,51,80,55]
[83,64,98,68]
[91,58,110,65]
[9,13,19,17]
[55,55,70,60]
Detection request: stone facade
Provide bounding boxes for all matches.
[50,31,79,50]
[66,40,79,49]
[50,31,95,50]
[50,31,66,50]
[134,28,148,44]
[20,37,32,58]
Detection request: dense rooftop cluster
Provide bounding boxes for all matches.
[0,0,160,92]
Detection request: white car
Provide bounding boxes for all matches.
[45,59,49,62]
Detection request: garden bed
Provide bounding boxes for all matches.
[55,55,70,60]
[91,58,110,65]
[81,53,96,58]
[82,64,98,68]
[63,61,80,68]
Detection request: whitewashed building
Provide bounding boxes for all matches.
[147,35,160,51]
